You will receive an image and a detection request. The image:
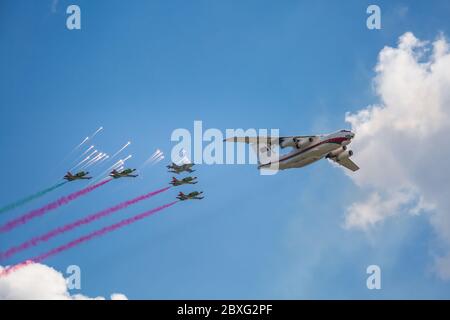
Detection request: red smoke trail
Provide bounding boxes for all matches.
[0,187,170,261]
[0,179,111,233]
[0,201,178,277]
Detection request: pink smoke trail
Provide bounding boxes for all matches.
[0,179,111,233]
[0,187,171,261]
[0,201,178,278]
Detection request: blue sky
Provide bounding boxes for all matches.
[1,0,450,298]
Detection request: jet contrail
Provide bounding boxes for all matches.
[80,153,103,170]
[90,126,103,139]
[0,179,111,233]
[72,150,98,170]
[0,201,178,277]
[0,187,171,261]
[0,182,67,216]
[108,156,130,171]
[122,154,132,162]
[150,155,164,167]
[149,151,163,163]
[108,160,123,171]
[97,154,109,165]
[77,145,94,159]
[139,150,164,170]
[58,136,90,167]
[87,150,98,159]
[153,154,164,163]
[109,155,130,169]
[149,149,162,161]
[70,157,90,172]
[91,153,106,163]
[93,152,104,161]
[110,142,131,159]
[74,137,89,150]
[83,153,106,169]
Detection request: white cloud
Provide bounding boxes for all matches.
[110,293,128,300]
[345,190,415,230]
[344,32,450,279]
[0,263,127,300]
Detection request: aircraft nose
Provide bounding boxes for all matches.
[346,132,355,139]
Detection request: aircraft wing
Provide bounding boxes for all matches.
[224,136,277,144]
[224,136,317,145]
[335,158,360,172]
[281,135,318,141]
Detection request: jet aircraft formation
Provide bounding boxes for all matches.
[0,128,359,276]
[167,162,204,201]
[64,163,204,202]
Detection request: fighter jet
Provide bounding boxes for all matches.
[224,130,359,172]
[64,171,92,181]
[167,162,195,174]
[170,176,198,186]
[109,168,138,179]
[176,191,204,201]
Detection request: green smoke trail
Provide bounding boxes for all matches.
[0,181,67,215]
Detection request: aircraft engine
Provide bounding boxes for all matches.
[336,150,353,161]
[295,137,314,149]
[327,146,347,158]
[280,137,296,148]
[280,137,314,149]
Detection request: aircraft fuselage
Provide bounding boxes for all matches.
[260,131,354,170]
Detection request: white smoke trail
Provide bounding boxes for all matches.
[90,126,103,139]
[83,153,104,169]
[86,150,98,159]
[97,154,109,165]
[108,160,123,171]
[79,145,94,158]
[70,145,95,165]
[93,153,107,165]
[70,152,96,172]
[79,155,101,170]
[110,156,131,172]
[72,150,98,170]
[139,149,163,170]
[153,152,163,161]
[110,142,131,160]
[149,149,162,161]
[74,137,89,150]
[56,136,90,175]
[122,155,132,162]
[81,153,104,170]
[151,155,164,165]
